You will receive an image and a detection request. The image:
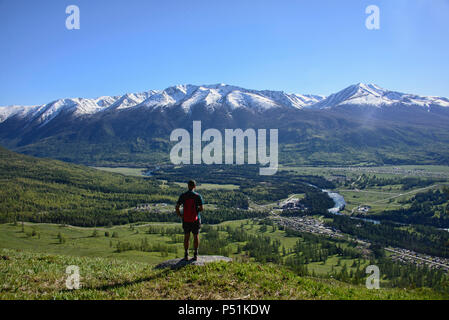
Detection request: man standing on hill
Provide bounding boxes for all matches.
[175,180,203,261]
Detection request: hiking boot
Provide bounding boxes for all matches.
[183,252,189,260]
[193,249,199,261]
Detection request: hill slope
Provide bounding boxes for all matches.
[0,145,178,226]
[0,248,446,300]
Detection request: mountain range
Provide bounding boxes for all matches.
[1,83,449,126]
[1,83,449,167]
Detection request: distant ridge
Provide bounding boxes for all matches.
[1,83,448,127]
[1,83,449,167]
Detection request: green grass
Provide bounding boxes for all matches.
[0,222,183,264]
[91,166,148,177]
[338,183,446,215]
[1,248,446,300]
[1,220,300,264]
[221,220,299,251]
[307,256,368,275]
[0,220,369,277]
[339,189,406,214]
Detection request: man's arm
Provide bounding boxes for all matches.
[175,204,182,217]
[197,194,204,212]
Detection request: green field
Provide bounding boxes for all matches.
[0,220,369,277]
[91,166,148,177]
[0,222,183,264]
[338,183,446,215]
[339,188,407,214]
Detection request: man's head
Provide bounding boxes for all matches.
[188,180,196,190]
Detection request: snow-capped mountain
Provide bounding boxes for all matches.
[1,83,449,167]
[312,83,449,109]
[137,83,325,112]
[1,84,325,126]
[1,83,448,127]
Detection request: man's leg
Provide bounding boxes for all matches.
[193,233,199,260]
[184,232,190,259]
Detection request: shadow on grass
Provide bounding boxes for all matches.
[61,258,212,293]
[62,268,173,293]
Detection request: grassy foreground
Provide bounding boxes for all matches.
[0,248,446,300]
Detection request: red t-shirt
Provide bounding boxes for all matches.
[177,190,203,222]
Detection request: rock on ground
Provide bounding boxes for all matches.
[155,255,232,269]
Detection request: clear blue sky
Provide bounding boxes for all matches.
[1,0,448,106]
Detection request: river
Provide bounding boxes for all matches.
[321,188,381,224]
[323,189,346,214]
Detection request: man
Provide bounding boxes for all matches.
[175,180,204,261]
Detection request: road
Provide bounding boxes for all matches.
[385,248,449,270]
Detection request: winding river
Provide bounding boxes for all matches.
[321,187,380,224]
[323,189,346,214]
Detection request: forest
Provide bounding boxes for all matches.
[360,188,449,227]
[0,146,334,226]
[327,215,449,258]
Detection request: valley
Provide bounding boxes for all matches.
[1,83,449,299]
[2,0,449,303]
[1,144,449,298]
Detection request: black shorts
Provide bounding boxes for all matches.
[183,220,201,235]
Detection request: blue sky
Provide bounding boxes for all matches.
[0,0,448,106]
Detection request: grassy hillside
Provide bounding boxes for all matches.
[0,146,254,226]
[0,220,369,275]
[1,248,446,300]
[0,145,181,226]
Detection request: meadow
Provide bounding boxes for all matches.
[0,219,370,277]
[91,166,148,177]
[2,145,449,299]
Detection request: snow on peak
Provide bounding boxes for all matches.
[139,84,315,111]
[1,83,448,125]
[0,105,36,123]
[311,83,449,109]
[105,92,152,111]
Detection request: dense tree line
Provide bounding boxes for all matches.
[115,238,178,256]
[298,191,335,214]
[361,188,449,228]
[374,258,448,290]
[327,215,449,258]
[327,257,448,291]
[152,165,335,188]
[121,208,269,226]
[151,164,335,204]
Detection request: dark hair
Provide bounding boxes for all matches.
[188,180,196,189]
